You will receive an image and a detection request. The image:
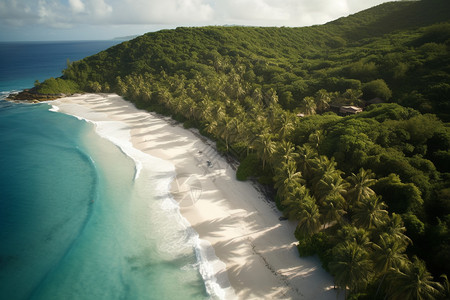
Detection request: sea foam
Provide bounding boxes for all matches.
[50,98,232,300]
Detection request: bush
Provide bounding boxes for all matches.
[36,78,80,94]
[183,119,196,129]
[362,79,392,100]
[236,153,261,181]
[402,212,425,241]
[297,232,333,271]
[432,150,450,173]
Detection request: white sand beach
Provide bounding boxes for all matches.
[52,93,340,300]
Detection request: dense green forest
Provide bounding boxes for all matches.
[37,0,450,298]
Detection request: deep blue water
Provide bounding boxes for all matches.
[0,40,122,92]
[0,41,210,299]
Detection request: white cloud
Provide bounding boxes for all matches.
[0,0,397,40]
[69,0,85,13]
[112,0,214,24]
[87,0,113,17]
[214,0,290,23]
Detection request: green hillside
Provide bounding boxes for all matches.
[60,0,450,121]
[37,0,450,298]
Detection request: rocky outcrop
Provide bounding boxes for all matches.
[7,87,69,102]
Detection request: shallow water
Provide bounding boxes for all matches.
[0,100,210,299]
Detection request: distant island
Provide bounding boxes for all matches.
[113,35,139,40]
[14,0,450,298]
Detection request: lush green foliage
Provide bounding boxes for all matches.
[61,0,450,120]
[36,78,80,94]
[49,0,450,298]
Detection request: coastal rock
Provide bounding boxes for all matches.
[7,87,68,102]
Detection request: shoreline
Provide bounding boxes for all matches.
[52,93,339,299]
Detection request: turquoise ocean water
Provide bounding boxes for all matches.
[0,41,211,299]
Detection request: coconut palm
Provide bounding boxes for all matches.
[217,115,238,152]
[252,87,263,105]
[275,111,295,140]
[343,88,363,105]
[372,233,409,297]
[266,104,283,132]
[254,131,276,170]
[347,168,377,208]
[302,96,317,115]
[173,96,186,116]
[439,274,450,300]
[320,195,347,227]
[385,257,443,300]
[296,144,318,180]
[376,213,412,247]
[182,96,196,120]
[212,102,226,121]
[197,96,213,121]
[315,172,349,205]
[329,241,373,299]
[335,225,372,249]
[315,89,331,113]
[308,129,323,151]
[274,140,298,166]
[353,195,388,229]
[281,185,310,220]
[264,88,279,107]
[310,155,340,190]
[295,196,321,239]
[274,160,304,200]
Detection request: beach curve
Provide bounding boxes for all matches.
[52,93,340,300]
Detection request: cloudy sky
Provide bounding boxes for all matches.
[0,0,396,41]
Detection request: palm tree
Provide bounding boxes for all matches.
[252,87,263,105]
[296,144,318,180]
[264,88,279,107]
[254,131,276,170]
[335,225,372,249]
[155,84,172,105]
[237,116,256,156]
[302,96,316,115]
[213,102,226,121]
[343,89,363,106]
[275,112,295,140]
[329,241,373,299]
[347,168,377,208]
[372,233,409,296]
[197,96,213,121]
[376,213,412,247]
[281,185,310,220]
[320,195,347,227]
[315,89,331,113]
[266,104,283,132]
[385,257,443,300]
[295,196,321,239]
[353,195,388,229]
[439,274,450,300]
[217,115,238,152]
[315,172,349,205]
[308,129,323,151]
[274,140,298,166]
[310,155,339,190]
[274,160,304,200]
[182,96,196,120]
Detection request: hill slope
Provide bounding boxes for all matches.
[60,0,450,120]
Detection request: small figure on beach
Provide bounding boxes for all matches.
[207,160,212,167]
